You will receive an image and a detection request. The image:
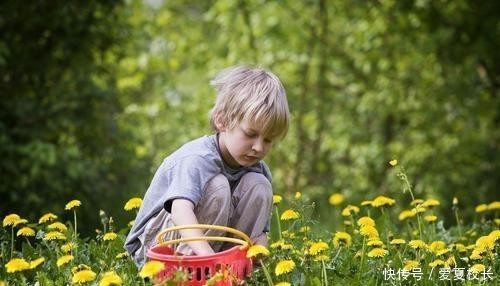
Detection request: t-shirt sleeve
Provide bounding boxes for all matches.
[163,155,219,213]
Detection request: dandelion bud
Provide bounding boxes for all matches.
[453,197,458,205]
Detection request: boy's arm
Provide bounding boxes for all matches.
[170,198,215,255]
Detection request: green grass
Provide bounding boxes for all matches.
[1,167,499,285]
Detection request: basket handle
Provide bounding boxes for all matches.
[155,224,253,248]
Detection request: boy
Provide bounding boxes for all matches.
[125,66,290,266]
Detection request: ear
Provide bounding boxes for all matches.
[214,112,227,132]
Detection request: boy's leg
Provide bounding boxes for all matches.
[136,174,232,259]
[174,173,232,254]
[229,172,273,244]
[135,208,172,266]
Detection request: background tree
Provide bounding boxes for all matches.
[1,0,498,233]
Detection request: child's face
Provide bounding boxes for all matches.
[218,120,274,168]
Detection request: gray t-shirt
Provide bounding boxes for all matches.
[124,134,272,255]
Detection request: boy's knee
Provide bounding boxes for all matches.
[202,174,231,206]
[241,172,271,187]
[240,172,272,200]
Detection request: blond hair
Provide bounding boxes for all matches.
[210,66,290,140]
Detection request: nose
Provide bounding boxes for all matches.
[252,138,264,153]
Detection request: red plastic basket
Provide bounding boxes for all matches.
[147,224,253,286]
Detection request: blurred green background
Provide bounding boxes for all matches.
[1,0,499,235]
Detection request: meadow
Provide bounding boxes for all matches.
[1,163,498,285]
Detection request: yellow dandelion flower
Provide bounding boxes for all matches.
[367,248,388,258]
[124,198,142,211]
[309,242,329,255]
[116,252,129,259]
[390,238,406,245]
[280,243,293,250]
[299,226,310,233]
[65,200,81,210]
[445,256,456,268]
[38,213,58,224]
[43,231,66,241]
[57,255,74,267]
[275,283,291,286]
[341,205,360,216]
[466,244,476,250]
[99,271,123,286]
[436,249,450,256]
[429,259,445,268]
[470,249,483,260]
[61,242,75,253]
[475,235,494,251]
[424,215,437,222]
[487,201,500,210]
[294,192,302,199]
[367,239,384,247]
[103,232,117,241]
[411,199,424,206]
[359,226,379,238]
[246,245,270,258]
[270,240,283,249]
[389,159,398,166]
[357,216,375,227]
[273,195,282,204]
[343,220,352,226]
[470,264,485,274]
[411,206,426,214]
[48,222,68,232]
[428,241,446,253]
[422,199,440,207]
[3,214,21,227]
[403,260,420,271]
[13,219,28,227]
[371,196,396,207]
[280,209,300,221]
[17,227,35,237]
[72,264,91,274]
[360,200,372,206]
[139,261,165,278]
[398,210,415,221]
[496,219,500,226]
[475,204,488,213]
[72,269,96,284]
[5,258,30,273]
[29,257,45,269]
[314,254,329,262]
[408,240,427,250]
[128,220,135,227]
[450,243,467,253]
[275,260,295,276]
[489,230,500,242]
[328,193,344,205]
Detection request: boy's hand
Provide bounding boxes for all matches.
[171,199,215,255]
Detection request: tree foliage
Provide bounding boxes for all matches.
[1,0,498,231]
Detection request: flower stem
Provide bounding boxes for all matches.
[259,258,274,286]
[274,206,282,241]
[322,260,328,286]
[357,236,367,281]
[454,208,462,238]
[73,210,78,241]
[10,227,14,259]
[399,168,423,240]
